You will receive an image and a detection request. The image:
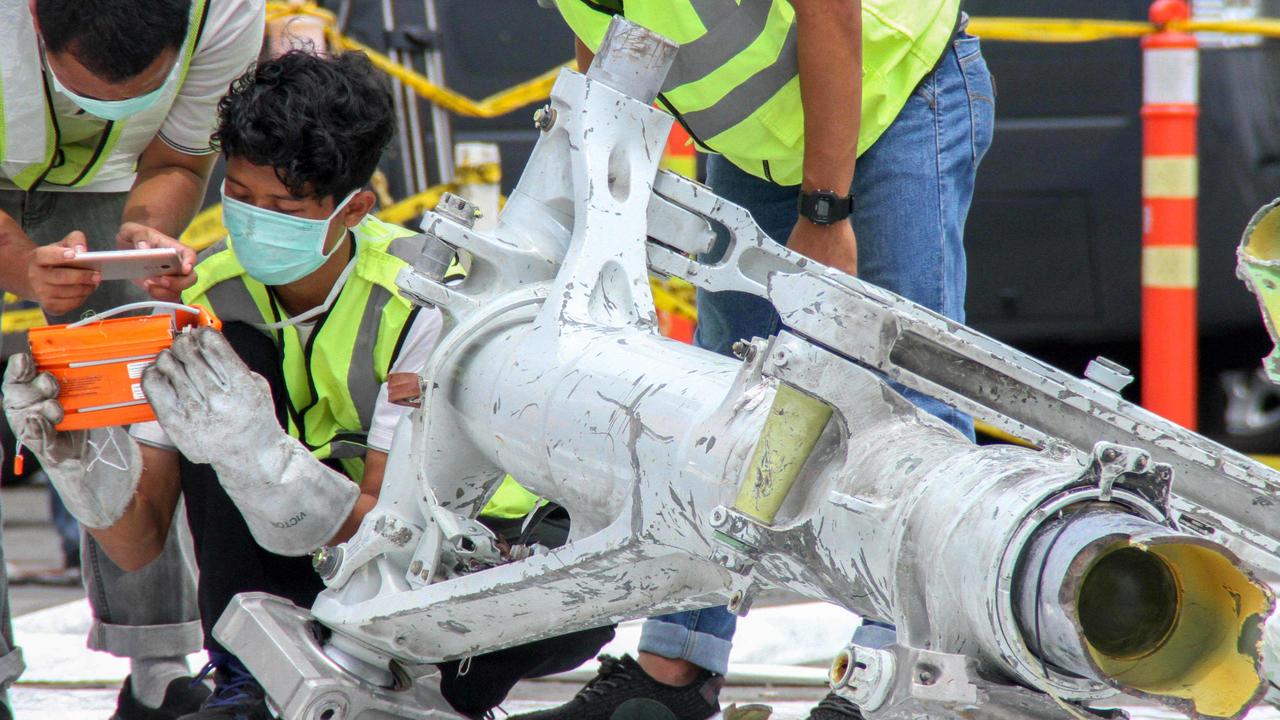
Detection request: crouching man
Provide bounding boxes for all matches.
[3,51,611,720]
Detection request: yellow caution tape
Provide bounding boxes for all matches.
[266,2,565,118]
[376,186,453,227]
[968,16,1280,43]
[333,32,568,119]
[2,308,45,334]
[650,277,697,321]
[455,162,502,186]
[180,203,231,252]
[966,18,1152,43]
[178,184,467,250]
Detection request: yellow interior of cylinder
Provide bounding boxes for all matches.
[1084,543,1270,719]
[1242,203,1280,263]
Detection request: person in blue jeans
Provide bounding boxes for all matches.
[520,2,995,719]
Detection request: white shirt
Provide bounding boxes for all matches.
[131,306,445,454]
[1,0,264,192]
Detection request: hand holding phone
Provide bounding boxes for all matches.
[65,248,184,281]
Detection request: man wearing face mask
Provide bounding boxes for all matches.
[4,51,614,720]
[0,1,263,719]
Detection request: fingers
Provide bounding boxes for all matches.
[29,243,100,315]
[55,231,88,253]
[168,330,225,394]
[191,327,247,388]
[4,353,36,386]
[150,347,202,403]
[117,223,198,274]
[118,224,199,296]
[2,366,60,411]
[141,356,185,417]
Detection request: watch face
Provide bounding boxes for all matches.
[815,196,832,220]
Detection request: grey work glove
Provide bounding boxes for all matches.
[141,327,359,556]
[2,353,141,529]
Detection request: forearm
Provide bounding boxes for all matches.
[328,449,389,545]
[122,164,211,238]
[794,0,861,192]
[0,211,37,299]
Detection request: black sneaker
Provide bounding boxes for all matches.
[177,653,271,720]
[112,675,212,720]
[508,654,722,720]
[805,693,865,720]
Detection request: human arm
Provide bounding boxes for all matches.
[0,354,181,571]
[330,450,387,544]
[115,140,209,300]
[142,328,359,556]
[785,0,861,276]
[122,138,217,238]
[575,38,594,72]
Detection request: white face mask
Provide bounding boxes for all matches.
[254,255,357,331]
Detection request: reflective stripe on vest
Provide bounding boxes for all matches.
[182,215,540,519]
[0,0,211,190]
[554,0,960,186]
[183,215,416,483]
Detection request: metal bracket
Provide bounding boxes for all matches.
[1083,442,1171,511]
[1084,357,1134,394]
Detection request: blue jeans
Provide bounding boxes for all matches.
[638,29,995,675]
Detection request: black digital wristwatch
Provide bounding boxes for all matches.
[797,189,854,225]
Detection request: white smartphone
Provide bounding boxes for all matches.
[65,248,184,281]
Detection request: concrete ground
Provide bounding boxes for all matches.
[4,482,1278,720]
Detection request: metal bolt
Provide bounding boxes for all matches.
[312,546,341,578]
[1101,448,1119,463]
[710,507,729,528]
[917,668,936,685]
[732,341,749,359]
[1132,455,1148,472]
[409,560,424,576]
[774,351,788,368]
[533,105,557,132]
[1159,466,1173,481]
[395,635,407,646]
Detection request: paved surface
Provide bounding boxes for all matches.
[4,483,1279,720]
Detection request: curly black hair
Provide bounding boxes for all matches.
[213,52,395,202]
[36,0,191,83]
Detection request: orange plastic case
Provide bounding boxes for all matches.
[28,306,221,431]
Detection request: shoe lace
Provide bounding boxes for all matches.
[193,651,260,709]
[573,655,635,702]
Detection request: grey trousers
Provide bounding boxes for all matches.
[0,189,203,671]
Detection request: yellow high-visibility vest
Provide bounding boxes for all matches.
[554,0,960,185]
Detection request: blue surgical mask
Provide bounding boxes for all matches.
[42,47,178,121]
[221,184,358,286]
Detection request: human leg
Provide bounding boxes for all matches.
[0,476,24,719]
[439,510,618,717]
[13,189,207,717]
[625,154,804,689]
[806,24,995,720]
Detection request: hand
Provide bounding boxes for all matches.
[1,354,141,528]
[784,218,858,277]
[141,327,358,555]
[117,223,198,301]
[26,232,101,315]
[141,327,278,467]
